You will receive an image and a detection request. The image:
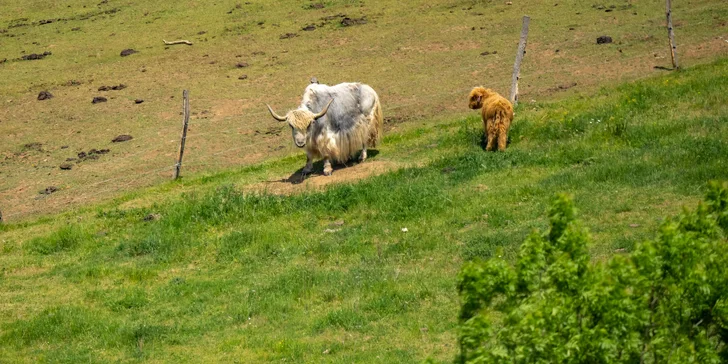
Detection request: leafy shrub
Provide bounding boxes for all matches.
[457,182,728,363]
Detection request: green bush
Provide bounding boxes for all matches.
[457,182,728,363]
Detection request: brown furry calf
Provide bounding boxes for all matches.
[468,87,514,151]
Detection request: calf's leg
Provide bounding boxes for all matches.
[485,119,497,151]
[359,146,368,163]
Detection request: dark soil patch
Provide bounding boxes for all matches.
[302,24,316,31]
[480,50,498,56]
[134,99,144,104]
[235,62,249,68]
[238,75,248,80]
[22,142,43,152]
[597,35,613,44]
[92,96,107,104]
[73,8,120,22]
[8,18,29,28]
[59,163,73,170]
[0,58,7,64]
[112,135,133,143]
[19,51,51,61]
[341,17,367,27]
[98,84,126,91]
[279,33,298,39]
[76,148,110,162]
[120,49,138,57]
[37,91,53,100]
[39,186,58,195]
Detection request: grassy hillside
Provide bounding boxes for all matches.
[1,0,727,220]
[1,58,727,362]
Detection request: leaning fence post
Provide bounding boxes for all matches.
[174,90,190,180]
[509,15,530,106]
[666,0,679,70]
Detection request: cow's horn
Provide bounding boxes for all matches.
[313,99,334,120]
[266,104,287,122]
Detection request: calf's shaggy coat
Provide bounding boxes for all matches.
[468,87,514,151]
[267,82,383,176]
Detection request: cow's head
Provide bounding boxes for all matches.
[266,100,333,148]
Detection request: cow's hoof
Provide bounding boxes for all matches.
[359,150,367,163]
[323,167,333,176]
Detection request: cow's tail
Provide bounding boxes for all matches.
[368,97,383,148]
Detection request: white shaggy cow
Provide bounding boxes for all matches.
[266,82,383,176]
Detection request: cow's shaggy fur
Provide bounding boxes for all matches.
[468,87,514,151]
[267,82,383,176]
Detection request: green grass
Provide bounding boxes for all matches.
[1,0,727,219]
[1,59,727,362]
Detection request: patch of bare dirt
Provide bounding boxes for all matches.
[37,91,53,100]
[248,160,401,195]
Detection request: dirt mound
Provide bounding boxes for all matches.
[120,49,138,57]
[341,17,367,27]
[249,160,400,195]
[92,96,107,104]
[597,35,613,44]
[112,135,133,143]
[37,91,53,100]
[20,51,51,61]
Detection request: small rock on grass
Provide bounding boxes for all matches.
[134,99,144,104]
[238,75,248,80]
[59,163,73,170]
[92,96,107,104]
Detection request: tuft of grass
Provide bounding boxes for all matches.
[26,224,88,255]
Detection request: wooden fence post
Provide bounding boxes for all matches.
[174,90,190,180]
[509,15,530,105]
[666,0,679,70]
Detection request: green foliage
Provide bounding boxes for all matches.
[457,182,728,363]
[26,224,88,255]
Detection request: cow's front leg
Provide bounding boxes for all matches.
[302,152,314,176]
[359,147,367,163]
[323,158,333,176]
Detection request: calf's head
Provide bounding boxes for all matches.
[266,99,333,148]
